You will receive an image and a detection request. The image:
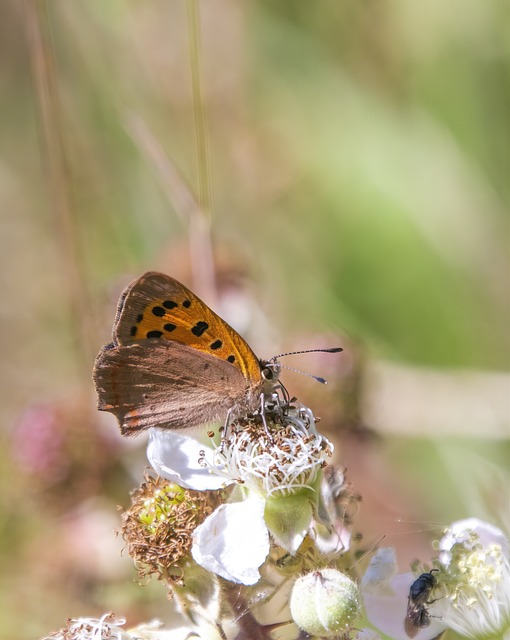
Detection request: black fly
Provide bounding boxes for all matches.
[405,570,439,638]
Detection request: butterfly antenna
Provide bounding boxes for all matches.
[271,347,343,360]
[269,347,343,384]
[277,363,328,385]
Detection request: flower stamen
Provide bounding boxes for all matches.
[43,613,131,640]
[211,403,333,498]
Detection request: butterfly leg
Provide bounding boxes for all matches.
[219,408,235,453]
[277,380,291,406]
[259,392,275,442]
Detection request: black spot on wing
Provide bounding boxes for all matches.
[152,306,166,317]
[191,321,208,337]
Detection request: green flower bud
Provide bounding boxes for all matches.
[290,568,361,637]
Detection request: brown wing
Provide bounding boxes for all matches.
[112,272,263,386]
[93,340,260,435]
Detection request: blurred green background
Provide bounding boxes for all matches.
[0,1,508,638]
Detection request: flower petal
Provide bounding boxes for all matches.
[312,520,352,556]
[361,547,398,595]
[439,517,509,564]
[192,497,269,585]
[147,429,230,491]
[355,630,381,640]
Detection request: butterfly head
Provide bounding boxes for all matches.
[260,359,282,390]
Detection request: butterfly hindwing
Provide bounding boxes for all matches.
[93,340,256,434]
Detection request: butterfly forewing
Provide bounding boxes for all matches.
[114,272,262,384]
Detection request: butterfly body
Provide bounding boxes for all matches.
[93,272,273,435]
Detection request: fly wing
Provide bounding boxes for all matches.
[93,340,256,435]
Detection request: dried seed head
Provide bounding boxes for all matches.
[120,472,216,585]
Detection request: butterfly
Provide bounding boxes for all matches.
[93,272,282,436]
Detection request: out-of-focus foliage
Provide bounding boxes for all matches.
[0,1,508,638]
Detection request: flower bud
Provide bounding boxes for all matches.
[290,568,361,637]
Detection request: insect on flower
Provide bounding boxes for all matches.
[93,272,342,437]
[404,569,439,638]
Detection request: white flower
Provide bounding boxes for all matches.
[434,518,510,639]
[438,517,509,564]
[361,548,447,640]
[148,402,334,585]
[361,519,510,640]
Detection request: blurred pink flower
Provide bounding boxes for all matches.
[11,404,69,484]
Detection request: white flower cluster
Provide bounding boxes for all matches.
[362,518,510,640]
[148,400,337,585]
[41,390,509,640]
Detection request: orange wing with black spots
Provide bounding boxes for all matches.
[113,272,262,383]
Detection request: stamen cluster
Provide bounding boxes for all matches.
[448,537,505,603]
[212,404,333,497]
[43,613,130,640]
[435,530,510,636]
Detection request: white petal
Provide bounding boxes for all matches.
[147,429,229,491]
[363,572,447,640]
[313,521,352,556]
[355,630,381,640]
[362,547,398,595]
[192,497,269,585]
[439,517,509,564]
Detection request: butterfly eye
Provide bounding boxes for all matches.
[261,362,281,382]
[261,367,274,381]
